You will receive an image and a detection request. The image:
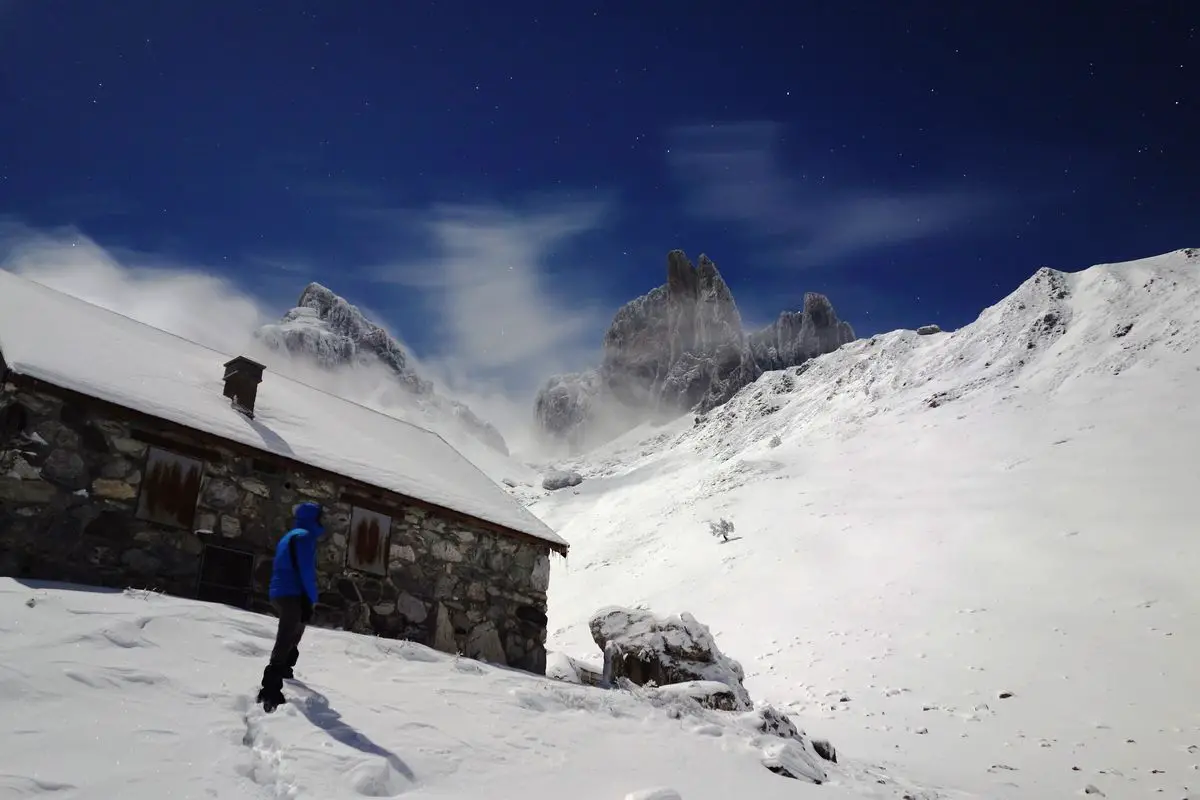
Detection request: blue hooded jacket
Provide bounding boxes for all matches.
[268,501,325,603]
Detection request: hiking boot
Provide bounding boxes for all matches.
[256,685,286,713]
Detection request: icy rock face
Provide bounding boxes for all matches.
[589,605,753,710]
[256,283,509,454]
[534,250,854,449]
[603,251,760,414]
[747,292,857,372]
[533,369,604,450]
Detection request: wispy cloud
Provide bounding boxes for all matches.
[0,221,267,354]
[368,200,611,395]
[668,121,1001,268]
[0,203,613,456]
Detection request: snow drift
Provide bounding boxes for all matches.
[0,578,952,799]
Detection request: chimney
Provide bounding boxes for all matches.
[222,356,266,418]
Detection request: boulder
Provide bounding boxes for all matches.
[589,605,752,710]
[916,324,942,335]
[541,469,583,491]
[761,740,827,783]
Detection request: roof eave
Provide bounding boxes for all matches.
[2,369,570,556]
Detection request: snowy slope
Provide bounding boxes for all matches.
[535,249,1200,799]
[0,579,966,800]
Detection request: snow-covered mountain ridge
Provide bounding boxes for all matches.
[532,247,1200,799]
[254,282,509,455]
[552,247,1199,470]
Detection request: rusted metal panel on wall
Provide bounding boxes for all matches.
[136,446,203,530]
[347,505,390,576]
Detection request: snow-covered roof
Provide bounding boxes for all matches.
[0,270,567,552]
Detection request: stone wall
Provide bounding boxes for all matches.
[0,374,552,674]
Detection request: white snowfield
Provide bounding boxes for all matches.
[0,269,565,550]
[536,248,1200,799]
[2,248,1198,799]
[0,580,933,800]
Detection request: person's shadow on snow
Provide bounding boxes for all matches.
[288,680,416,781]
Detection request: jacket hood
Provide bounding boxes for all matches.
[294,501,326,536]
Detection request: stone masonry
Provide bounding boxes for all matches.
[0,374,554,674]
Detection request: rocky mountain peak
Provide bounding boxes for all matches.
[536,249,856,451]
[255,285,508,455]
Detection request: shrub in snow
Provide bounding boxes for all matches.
[588,606,752,710]
[541,469,583,491]
[707,517,735,542]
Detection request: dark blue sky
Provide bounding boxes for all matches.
[1,1,1196,382]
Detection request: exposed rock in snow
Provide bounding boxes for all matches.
[650,679,742,711]
[255,282,508,454]
[916,323,942,335]
[624,789,683,800]
[760,739,827,783]
[541,469,583,491]
[737,705,836,769]
[544,651,584,684]
[748,292,856,371]
[534,250,854,450]
[533,368,605,449]
[590,606,753,710]
[810,738,837,763]
[746,705,805,740]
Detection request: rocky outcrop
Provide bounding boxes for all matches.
[748,293,857,371]
[541,469,582,491]
[589,605,753,710]
[533,369,605,449]
[601,252,761,414]
[534,250,855,450]
[256,284,508,454]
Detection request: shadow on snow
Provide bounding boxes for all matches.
[288,680,417,782]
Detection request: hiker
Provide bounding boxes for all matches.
[257,500,325,712]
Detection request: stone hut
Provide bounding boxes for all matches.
[0,271,568,674]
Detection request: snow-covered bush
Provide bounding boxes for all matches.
[708,517,735,542]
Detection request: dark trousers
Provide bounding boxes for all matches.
[262,596,307,695]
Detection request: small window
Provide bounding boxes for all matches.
[196,543,254,609]
[346,506,390,576]
[136,446,204,530]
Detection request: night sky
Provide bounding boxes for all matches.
[1,1,1196,384]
